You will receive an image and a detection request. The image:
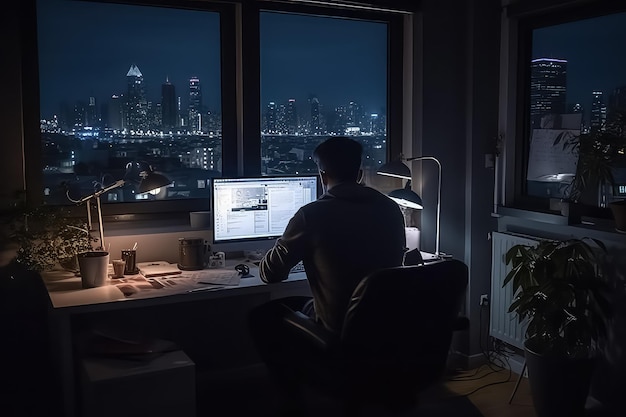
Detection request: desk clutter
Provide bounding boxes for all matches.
[111,262,242,298]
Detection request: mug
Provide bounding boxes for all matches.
[178,237,210,270]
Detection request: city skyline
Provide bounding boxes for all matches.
[37,0,388,121]
[532,10,626,111]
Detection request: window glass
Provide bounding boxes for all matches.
[525,11,626,205]
[259,11,388,178]
[37,0,222,206]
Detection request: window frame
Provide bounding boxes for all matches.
[499,0,626,216]
[20,0,405,222]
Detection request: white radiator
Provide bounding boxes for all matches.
[490,231,540,349]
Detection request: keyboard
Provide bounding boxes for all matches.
[290,261,305,274]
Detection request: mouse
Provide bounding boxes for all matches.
[234,263,250,276]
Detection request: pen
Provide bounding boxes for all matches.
[187,286,224,293]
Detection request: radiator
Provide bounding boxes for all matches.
[490,231,540,349]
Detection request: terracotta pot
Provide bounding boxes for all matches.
[609,200,626,233]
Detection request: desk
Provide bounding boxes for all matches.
[44,260,310,417]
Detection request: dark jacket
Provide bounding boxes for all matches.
[260,182,406,334]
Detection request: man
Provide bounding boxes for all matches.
[248,136,406,414]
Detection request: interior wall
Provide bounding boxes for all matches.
[418,0,501,361]
[0,3,26,209]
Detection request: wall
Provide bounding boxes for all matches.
[1,2,27,208]
[418,0,501,364]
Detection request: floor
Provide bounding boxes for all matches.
[195,363,531,417]
[196,360,623,417]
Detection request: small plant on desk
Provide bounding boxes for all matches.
[2,205,97,272]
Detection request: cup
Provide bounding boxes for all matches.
[121,249,137,274]
[78,251,110,288]
[112,259,126,278]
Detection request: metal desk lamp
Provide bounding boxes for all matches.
[67,161,171,250]
[377,155,442,258]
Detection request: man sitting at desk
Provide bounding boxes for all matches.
[248,136,406,415]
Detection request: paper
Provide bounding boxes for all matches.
[526,128,579,181]
[179,269,241,286]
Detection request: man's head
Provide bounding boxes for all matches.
[313,136,363,188]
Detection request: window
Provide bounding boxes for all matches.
[23,0,404,219]
[259,11,389,179]
[36,0,226,213]
[505,1,626,215]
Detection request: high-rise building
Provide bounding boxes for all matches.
[530,58,567,128]
[188,76,202,132]
[125,64,148,133]
[310,96,320,135]
[608,86,626,117]
[86,96,98,127]
[590,90,607,132]
[286,98,297,134]
[108,94,124,130]
[161,77,177,131]
[266,102,277,134]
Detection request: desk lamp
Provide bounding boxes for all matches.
[377,155,442,258]
[67,161,171,250]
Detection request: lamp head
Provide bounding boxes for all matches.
[376,159,411,180]
[125,161,172,194]
[388,182,423,209]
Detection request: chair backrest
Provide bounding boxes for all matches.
[339,259,468,389]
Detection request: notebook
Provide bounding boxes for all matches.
[137,261,182,277]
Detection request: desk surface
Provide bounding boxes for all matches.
[43,259,307,311]
[43,252,440,311]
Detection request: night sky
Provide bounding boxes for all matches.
[533,11,626,111]
[37,0,388,119]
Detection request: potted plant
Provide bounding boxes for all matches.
[555,110,626,224]
[504,237,612,417]
[1,205,98,272]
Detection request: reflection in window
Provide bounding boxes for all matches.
[37,0,222,205]
[259,11,388,178]
[526,11,626,203]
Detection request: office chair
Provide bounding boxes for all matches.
[282,259,469,417]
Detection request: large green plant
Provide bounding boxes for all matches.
[504,237,612,358]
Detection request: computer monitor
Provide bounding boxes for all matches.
[211,175,319,249]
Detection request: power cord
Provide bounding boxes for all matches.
[446,301,513,395]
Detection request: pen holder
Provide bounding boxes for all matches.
[121,249,137,274]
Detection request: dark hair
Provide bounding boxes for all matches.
[312,136,362,182]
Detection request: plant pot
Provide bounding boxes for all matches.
[609,200,626,233]
[525,342,595,417]
[78,251,110,288]
[559,200,582,224]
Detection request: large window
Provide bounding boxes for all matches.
[259,11,388,178]
[23,0,404,218]
[508,1,626,215]
[37,0,223,208]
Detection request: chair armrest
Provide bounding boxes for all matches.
[282,310,335,352]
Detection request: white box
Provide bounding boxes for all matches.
[81,350,196,417]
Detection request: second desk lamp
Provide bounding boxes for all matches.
[377,155,442,259]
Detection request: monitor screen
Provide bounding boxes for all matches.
[211,175,319,244]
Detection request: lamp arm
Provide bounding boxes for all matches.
[67,179,126,250]
[405,156,442,257]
